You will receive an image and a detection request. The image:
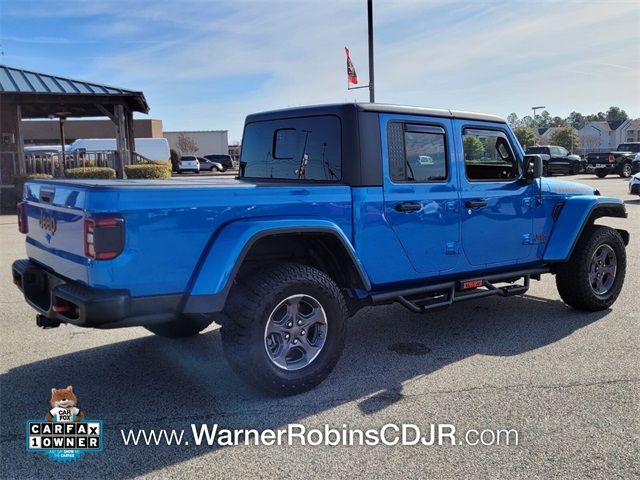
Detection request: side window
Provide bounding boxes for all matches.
[558,147,569,156]
[463,128,519,181]
[387,122,448,182]
[241,116,341,181]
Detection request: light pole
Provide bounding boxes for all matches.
[367,0,374,103]
[346,0,375,102]
[532,106,545,120]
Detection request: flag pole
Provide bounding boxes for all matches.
[367,0,375,103]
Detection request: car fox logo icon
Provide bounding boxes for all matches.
[26,386,103,462]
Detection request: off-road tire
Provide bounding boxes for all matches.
[620,162,632,178]
[220,263,347,395]
[595,170,607,178]
[145,314,213,338]
[556,225,626,311]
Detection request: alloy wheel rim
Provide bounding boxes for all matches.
[623,164,631,176]
[588,244,617,296]
[264,294,328,371]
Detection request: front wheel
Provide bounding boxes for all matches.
[620,162,632,178]
[556,225,626,311]
[220,263,347,395]
[571,163,580,175]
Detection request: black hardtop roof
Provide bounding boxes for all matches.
[245,102,504,124]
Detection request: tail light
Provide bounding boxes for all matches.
[84,216,124,260]
[609,154,615,163]
[17,202,28,234]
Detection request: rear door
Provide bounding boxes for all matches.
[381,114,460,274]
[455,121,535,266]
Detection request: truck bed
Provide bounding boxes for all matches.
[22,178,353,296]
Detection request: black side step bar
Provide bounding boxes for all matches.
[369,267,549,314]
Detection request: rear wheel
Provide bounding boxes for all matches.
[595,170,607,178]
[620,162,632,178]
[220,263,347,395]
[556,226,626,311]
[145,315,213,338]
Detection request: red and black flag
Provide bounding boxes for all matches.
[345,47,358,85]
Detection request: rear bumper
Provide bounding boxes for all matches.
[587,163,617,173]
[11,259,180,328]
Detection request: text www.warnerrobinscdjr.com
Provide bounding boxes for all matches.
[121,424,519,447]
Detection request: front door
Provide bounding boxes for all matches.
[455,122,535,266]
[381,115,460,274]
[549,146,571,173]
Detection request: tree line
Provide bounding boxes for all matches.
[508,106,629,152]
[507,106,629,130]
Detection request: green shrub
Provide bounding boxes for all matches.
[125,163,171,179]
[73,159,97,168]
[65,167,116,179]
[13,174,53,202]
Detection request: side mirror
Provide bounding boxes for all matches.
[523,154,543,180]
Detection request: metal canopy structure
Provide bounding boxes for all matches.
[0,65,150,195]
[0,65,149,117]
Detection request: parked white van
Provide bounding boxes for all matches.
[67,138,170,162]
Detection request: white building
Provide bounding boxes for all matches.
[163,130,228,156]
[578,119,639,153]
[535,127,561,145]
[621,119,640,143]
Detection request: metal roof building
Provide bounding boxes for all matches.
[0,65,149,117]
[0,65,150,211]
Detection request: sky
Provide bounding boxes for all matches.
[1,0,638,141]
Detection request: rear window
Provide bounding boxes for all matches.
[181,156,197,161]
[525,147,549,154]
[617,144,640,152]
[240,115,341,181]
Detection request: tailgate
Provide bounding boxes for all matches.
[22,182,90,283]
[587,153,610,164]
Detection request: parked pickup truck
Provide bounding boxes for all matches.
[525,145,585,176]
[12,103,629,395]
[587,142,640,178]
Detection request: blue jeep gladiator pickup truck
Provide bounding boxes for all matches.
[12,103,629,395]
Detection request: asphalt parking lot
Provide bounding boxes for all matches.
[1,174,638,479]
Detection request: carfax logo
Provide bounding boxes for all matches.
[26,385,103,462]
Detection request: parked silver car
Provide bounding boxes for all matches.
[178,155,200,174]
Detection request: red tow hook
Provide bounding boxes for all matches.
[52,303,71,313]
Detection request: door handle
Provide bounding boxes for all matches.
[465,199,488,209]
[395,201,421,212]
